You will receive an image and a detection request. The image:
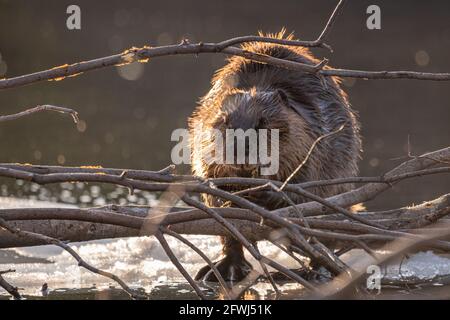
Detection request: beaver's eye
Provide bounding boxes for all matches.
[256,118,268,129]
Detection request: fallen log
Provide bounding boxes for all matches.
[1,193,448,249]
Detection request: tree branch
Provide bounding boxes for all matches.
[0,105,79,124]
[1,0,450,91]
[0,269,22,300]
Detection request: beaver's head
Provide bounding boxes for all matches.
[192,87,317,181]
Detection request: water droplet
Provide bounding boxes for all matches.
[369,157,380,167]
[33,150,42,160]
[57,154,66,165]
[117,62,145,81]
[77,120,87,133]
[415,50,430,66]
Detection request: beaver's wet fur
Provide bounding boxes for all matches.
[188,31,362,282]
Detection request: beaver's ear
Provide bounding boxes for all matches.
[275,89,322,132]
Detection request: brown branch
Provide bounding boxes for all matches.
[0,105,79,123]
[320,68,450,81]
[215,36,327,52]
[0,0,344,90]
[2,163,447,193]
[161,226,232,299]
[2,1,450,91]
[0,269,22,300]
[0,163,195,183]
[296,167,450,189]
[0,42,320,90]
[314,0,347,50]
[155,231,207,300]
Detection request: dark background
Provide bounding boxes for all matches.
[0,0,449,209]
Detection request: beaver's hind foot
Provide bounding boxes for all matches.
[194,254,253,283]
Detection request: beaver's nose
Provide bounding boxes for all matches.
[230,137,257,164]
[226,131,259,164]
[225,113,260,163]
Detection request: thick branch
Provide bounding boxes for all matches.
[0,193,448,249]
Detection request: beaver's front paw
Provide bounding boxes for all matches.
[195,255,253,283]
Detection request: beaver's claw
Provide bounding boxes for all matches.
[195,255,253,283]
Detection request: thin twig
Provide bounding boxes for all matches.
[280,124,345,190]
[254,246,281,298]
[155,231,207,300]
[0,105,79,123]
[160,226,232,299]
[314,0,347,51]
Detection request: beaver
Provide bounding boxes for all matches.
[188,30,362,282]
